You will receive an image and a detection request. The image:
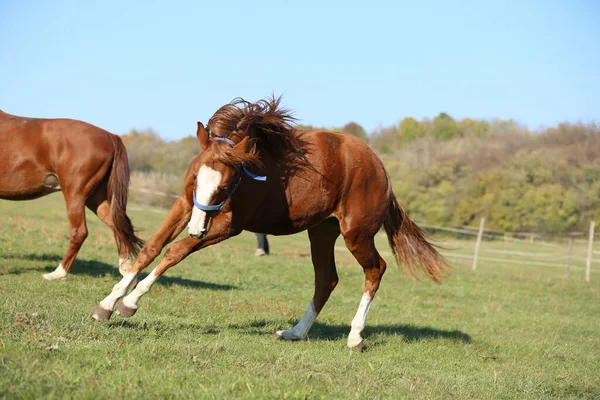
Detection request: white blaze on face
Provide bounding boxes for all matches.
[188,165,223,237]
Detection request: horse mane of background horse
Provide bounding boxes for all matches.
[93,96,447,350]
[0,110,143,280]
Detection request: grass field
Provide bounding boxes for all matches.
[1,194,599,399]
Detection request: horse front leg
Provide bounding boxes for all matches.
[91,196,191,321]
[114,237,200,317]
[115,223,237,318]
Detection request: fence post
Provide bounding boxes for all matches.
[565,238,574,277]
[586,221,595,282]
[472,217,485,271]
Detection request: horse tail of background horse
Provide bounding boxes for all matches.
[383,194,447,283]
[107,134,144,257]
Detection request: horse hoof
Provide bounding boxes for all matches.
[42,268,67,281]
[91,306,113,322]
[347,339,365,352]
[274,331,285,340]
[274,330,302,341]
[42,273,67,281]
[114,302,137,318]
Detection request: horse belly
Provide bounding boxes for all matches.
[0,127,59,200]
[244,189,334,235]
[270,193,337,235]
[0,171,61,200]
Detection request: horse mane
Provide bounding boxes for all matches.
[209,141,261,168]
[206,96,306,165]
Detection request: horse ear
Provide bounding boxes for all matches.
[196,122,209,150]
[234,136,250,153]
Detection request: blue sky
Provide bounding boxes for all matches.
[1,0,599,140]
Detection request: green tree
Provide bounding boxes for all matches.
[122,129,166,172]
[489,118,522,136]
[369,125,399,153]
[459,118,491,137]
[398,117,427,144]
[430,113,463,141]
[342,122,368,142]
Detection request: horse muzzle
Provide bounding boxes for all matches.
[189,231,206,240]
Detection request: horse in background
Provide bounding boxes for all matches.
[92,97,446,350]
[0,110,143,280]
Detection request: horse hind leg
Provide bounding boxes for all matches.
[42,194,88,280]
[86,185,131,276]
[276,218,341,341]
[342,232,387,351]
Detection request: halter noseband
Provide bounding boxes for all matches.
[192,137,266,212]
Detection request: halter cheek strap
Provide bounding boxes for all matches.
[192,137,266,212]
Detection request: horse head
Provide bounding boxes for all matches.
[187,122,261,240]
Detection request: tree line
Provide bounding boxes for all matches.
[123,115,600,235]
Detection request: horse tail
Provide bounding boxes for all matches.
[383,193,447,283]
[107,134,144,257]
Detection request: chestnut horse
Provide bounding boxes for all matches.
[92,97,446,349]
[0,110,143,280]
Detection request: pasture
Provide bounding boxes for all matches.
[1,195,599,399]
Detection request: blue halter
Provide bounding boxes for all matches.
[192,137,266,212]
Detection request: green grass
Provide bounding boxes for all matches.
[1,194,599,399]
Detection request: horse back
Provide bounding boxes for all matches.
[297,129,388,185]
[1,111,115,153]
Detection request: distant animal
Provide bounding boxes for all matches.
[0,110,143,280]
[92,97,446,350]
